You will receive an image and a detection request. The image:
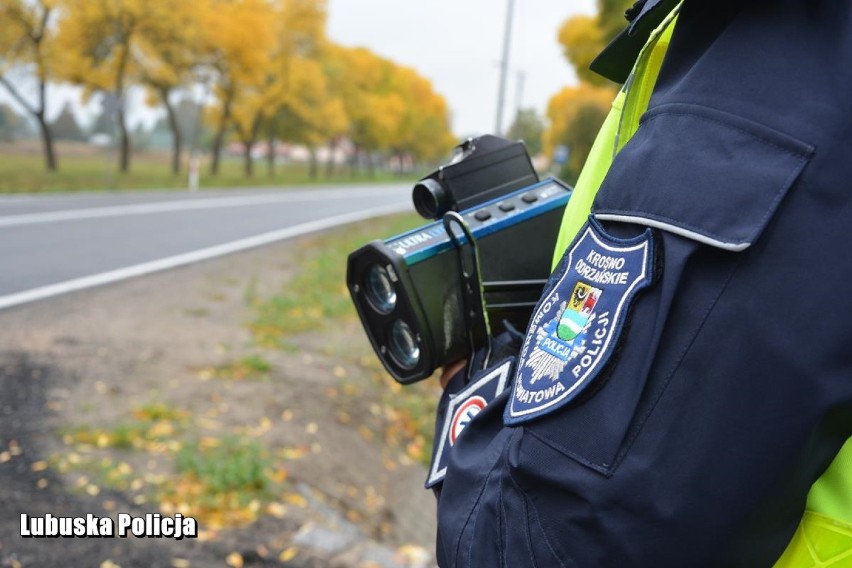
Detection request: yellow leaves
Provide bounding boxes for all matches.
[558,15,605,85]
[544,83,615,176]
[278,446,307,460]
[278,547,299,562]
[225,552,244,568]
[0,0,57,72]
[358,425,374,442]
[202,0,276,81]
[397,545,432,566]
[382,454,397,472]
[283,492,307,508]
[322,44,453,157]
[267,501,288,518]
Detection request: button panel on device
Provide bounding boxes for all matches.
[462,180,572,229]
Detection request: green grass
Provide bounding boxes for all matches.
[132,402,190,423]
[63,402,188,449]
[176,437,270,495]
[0,141,417,193]
[251,212,422,345]
[208,355,273,381]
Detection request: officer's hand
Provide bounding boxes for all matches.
[440,359,467,389]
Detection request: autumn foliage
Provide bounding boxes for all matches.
[0,0,455,177]
[545,0,632,181]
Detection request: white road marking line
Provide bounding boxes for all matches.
[0,202,409,311]
[0,186,408,228]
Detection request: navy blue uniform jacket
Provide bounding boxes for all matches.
[430,1,852,566]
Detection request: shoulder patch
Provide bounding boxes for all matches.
[426,359,512,488]
[505,219,653,424]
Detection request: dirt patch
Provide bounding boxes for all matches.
[0,229,437,567]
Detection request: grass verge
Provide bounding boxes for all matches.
[0,141,416,193]
[252,212,443,465]
[251,212,422,345]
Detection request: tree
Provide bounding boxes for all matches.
[506,108,545,156]
[387,65,455,168]
[273,56,347,178]
[133,0,198,175]
[545,0,632,178]
[227,0,331,178]
[0,0,59,170]
[323,46,404,175]
[545,83,613,183]
[199,0,276,176]
[57,0,193,173]
[557,0,633,86]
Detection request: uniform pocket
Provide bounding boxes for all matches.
[512,102,813,476]
[594,102,814,250]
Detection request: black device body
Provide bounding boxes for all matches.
[412,134,540,220]
[347,178,572,383]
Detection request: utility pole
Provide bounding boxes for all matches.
[515,69,526,115]
[494,0,515,136]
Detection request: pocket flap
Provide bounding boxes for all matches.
[593,103,814,251]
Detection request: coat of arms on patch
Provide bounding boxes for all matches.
[505,219,654,424]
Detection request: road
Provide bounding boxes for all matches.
[0,184,411,309]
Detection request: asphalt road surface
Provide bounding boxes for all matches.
[0,184,411,309]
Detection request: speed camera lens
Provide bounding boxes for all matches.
[365,264,396,314]
[388,319,420,370]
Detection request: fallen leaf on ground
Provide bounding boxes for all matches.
[279,547,299,562]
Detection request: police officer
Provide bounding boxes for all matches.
[427,0,852,566]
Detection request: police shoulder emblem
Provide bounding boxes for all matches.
[505,219,654,424]
[426,359,512,488]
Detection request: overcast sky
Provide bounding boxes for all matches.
[327,0,596,137]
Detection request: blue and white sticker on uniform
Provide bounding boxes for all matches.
[505,218,654,424]
[426,359,513,488]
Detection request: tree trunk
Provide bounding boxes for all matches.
[349,144,359,178]
[35,111,57,172]
[162,89,181,176]
[266,122,276,178]
[325,138,337,178]
[0,75,57,172]
[308,147,318,179]
[117,105,131,173]
[210,95,233,176]
[113,43,132,174]
[243,142,254,177]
